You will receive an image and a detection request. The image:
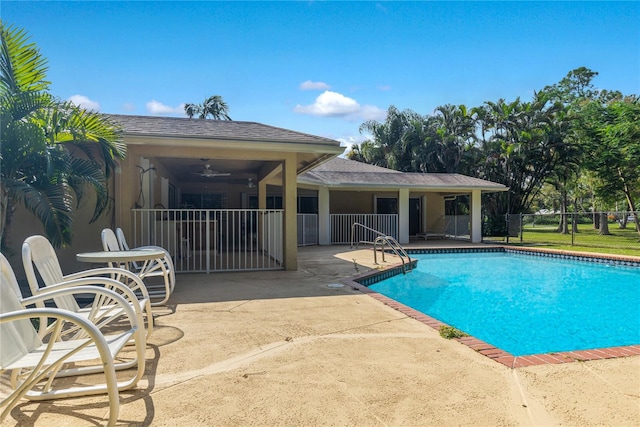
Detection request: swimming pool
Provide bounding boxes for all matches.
[368,251,640,356]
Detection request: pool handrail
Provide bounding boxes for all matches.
[350,222,412,273]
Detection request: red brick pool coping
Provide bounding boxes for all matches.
[343,246,640,369]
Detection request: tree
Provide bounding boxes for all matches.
[184,95,231,120]
[0,21,125,248]
[350,106,423,171]
[429,104,476,173]
[542,67,612,233]
[350,104,476,175]
[474,94,566,223]
[578,96,640,236]
[543,67,601,105]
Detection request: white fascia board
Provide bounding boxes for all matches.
[310,182,507,192]
[123,135,344,155]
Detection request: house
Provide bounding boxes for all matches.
[5,115,507,275]
[298,157,507,246]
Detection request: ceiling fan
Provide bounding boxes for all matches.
[192,160,230,178]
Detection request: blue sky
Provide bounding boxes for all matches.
[3,1,639,149]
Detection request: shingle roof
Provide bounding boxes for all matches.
[310,157,402,174]
[300,157,507,191]
[106,114,341,146]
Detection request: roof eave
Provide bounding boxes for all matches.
[122,134,345,154]
[296,179,508,192]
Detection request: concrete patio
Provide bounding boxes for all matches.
[2,243,639,426]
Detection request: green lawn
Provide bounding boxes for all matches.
[493,223,640,257]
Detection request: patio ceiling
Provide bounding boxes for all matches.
[154,157,280,184]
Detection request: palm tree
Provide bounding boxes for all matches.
[430,104,476,173]
[356,105,423,171]
[0,21,126,248]
[184,95,231,120]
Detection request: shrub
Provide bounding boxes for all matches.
[439,325,469,339]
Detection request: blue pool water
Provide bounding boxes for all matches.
[369,252,640,356]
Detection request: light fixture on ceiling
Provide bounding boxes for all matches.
[192,159,231,178]
[246,178,255,188]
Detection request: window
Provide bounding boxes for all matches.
[182,193,227,209]
[248,195,317,212]
[266,196,282,209]
[376,197,398,214]
[298,197,318,214]
[248,195,283,209]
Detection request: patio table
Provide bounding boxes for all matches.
[77,249,169,304]
[77,249,165,267]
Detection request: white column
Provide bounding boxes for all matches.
[398,188,409,244]
[318,187,331,245]
[283,154,297,270]
[258,180,267,209]
[471,189,482,243]
[421,195,427,234]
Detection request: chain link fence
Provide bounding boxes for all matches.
[486,212,640,251]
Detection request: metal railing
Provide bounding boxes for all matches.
[492,211,640,250]
[444,215,470,239]
[351,222,412,274]
[297,214,318,246]
[131,209,284,273]
[332,214,398,244]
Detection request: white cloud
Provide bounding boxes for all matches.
[299,80,331,91]
[377,85,391,91]
[336,135,366,148]
[340,134,374,157]
[294,91,360,117]
[122,102,136,112]
[294,90,386,122]
[359,105,387,121]
[68,94,100,111]
[146,100,184,115]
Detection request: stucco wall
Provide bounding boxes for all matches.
[329,191,402,214]
[4,190,114,282]
[425,193,445,231]
[330,191,374,214]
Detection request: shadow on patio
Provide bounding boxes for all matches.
[3,243,638,427]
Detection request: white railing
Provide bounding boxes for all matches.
[351,222,412,274]
[444,214,470,238]
[130,209,284,273]
[331,214,398,244]
[297,214,318,246]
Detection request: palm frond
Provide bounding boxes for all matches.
[67,157,109,222]
[6,178,74,247]
[1,118,47,175]
[0,21,50,96]
[33,101,125,176]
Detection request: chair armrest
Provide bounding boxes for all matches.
[62,268,151,301]
[22,284,141,330]
[0,307,114,342]
[0,306,118,367]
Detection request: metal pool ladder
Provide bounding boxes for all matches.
[350,222,413,274]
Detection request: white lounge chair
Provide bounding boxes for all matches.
[22,235,154,339]
[115,227,176,294]
[0,253,145,427]
[102,228,174,306]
